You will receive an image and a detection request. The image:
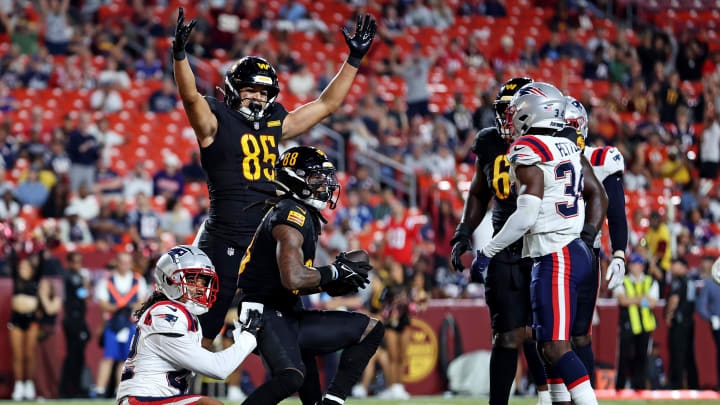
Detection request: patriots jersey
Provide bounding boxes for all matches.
[507,134,585,258]
[116,301,201,400]
[471,127,519,233]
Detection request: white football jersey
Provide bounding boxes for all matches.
[507,134,585,258]
[116,301,202,400]
[584,145,625,248]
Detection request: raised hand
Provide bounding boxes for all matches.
[173,7,197,61]
[342,13,377,67]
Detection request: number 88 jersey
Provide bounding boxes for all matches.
[507,133,585,258]
[472,127,520,235]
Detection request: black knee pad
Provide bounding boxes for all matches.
[275,368,305,398]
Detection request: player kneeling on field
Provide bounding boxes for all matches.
[237,146,384,405]
[116,245,261,405]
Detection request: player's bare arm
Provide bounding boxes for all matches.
[172,7,218,147]
[272,224,323,290]
[281,14,376,140]
[515,165,544,199]
[580,155,608,231]
[460,158,493,229]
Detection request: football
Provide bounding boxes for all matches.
[343,249,371,265]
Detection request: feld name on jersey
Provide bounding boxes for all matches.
[507,130,585,258]
[116,300,256,399]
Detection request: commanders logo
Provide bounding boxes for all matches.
[402,318,438,383]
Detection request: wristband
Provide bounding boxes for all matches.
[346,55,363,68]
[316,264,338,285]
[173,48,186,61]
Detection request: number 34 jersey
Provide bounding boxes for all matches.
[200,97,288,247]
[507,133,585,258]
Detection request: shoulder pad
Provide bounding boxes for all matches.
[204,96,224,115]
[589,146,624,175]
[141,301,198,336]
[269,199,311,233]
[471,127,500,155]
[508,135,554,165]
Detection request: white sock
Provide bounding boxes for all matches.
[537,389,552,405]
[324,393,344,404]
[549,382,571,403]
[568,379,598,405]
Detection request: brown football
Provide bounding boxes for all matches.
[344,249,370,264]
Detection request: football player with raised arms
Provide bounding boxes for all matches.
[171,6,376,358]
[236,146,384,405]
[471,83,608,405]
[450,77,551,405]
[563,96,628,383]
[116,245,262,405]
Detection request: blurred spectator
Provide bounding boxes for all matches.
[181,150,206,183]
[153,154,185,199]
[93,252,148,397]
[148,78,178,113]
[67,183,99,221]
[696,256,720,390]
[587,26,611,60]
[334,189,373,232]
[519,37,539,68]
[126,192,161,246]
[97,57,130,90]
[381,199,421,268]
[394,44,438,118]
[665,258,699,389]
[160,197,193,241]
[614,253,658,390]
[39,0,71,55]
[20,56,52,89]
[0,188,19,219]
[123,163,153,198]
[431,199,457,272]
[89,202,125,247]
[0,81,18,112]
[657,71,687,123]
[91,116,124,165]
[14,168,49,207]
[94,161,124,197]
[278,0,307,22]
[660,146,690,186]
[583,47,609,80]
[90,81,123,113]
[676,33,708,81]
[67,112,101,192]
[540,30,562,61]
[0,164,12,195]
[444,92,474,141]
[427,145,456,177]
[700,112,720,179]
[347,164,379,193]
[193,195,209,230]
[288,64,316,98]
[134,49,163,81]
[559,28,586,60]
[404,0,435,27]
[59,251,91,398]
[58,205,93,244]
[492,35,519,69]
[644,211,671,294]
[41,182,69,219]
[47,139,71,178]
[274,42,299,74]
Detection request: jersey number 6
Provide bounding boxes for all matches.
[241,134,277,181]
[492,155,511,200]
[554,161,583,218]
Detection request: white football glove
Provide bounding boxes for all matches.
[239,302,264,323]
[712,257,720,286]
[606,256,626,290]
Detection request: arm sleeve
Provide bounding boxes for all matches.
[602,173,628,253]
[146,331,257,380]
[482,194,542,258]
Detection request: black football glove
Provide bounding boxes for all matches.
[450,223,473,272]
[342,13,377,68]
[172,7,197,61]
[322,280,360,297]
[234,309,263,338]
[332,251,372,289]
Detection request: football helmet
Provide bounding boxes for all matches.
[504,82,566,139]
[154,245,218,315]
[275,146,340,210]
[564,96,589,140]
[493,77,534,140]
[224,56,280,122]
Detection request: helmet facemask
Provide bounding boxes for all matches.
[224,78,277,122]
[493,98,514,141]
[305,168,340,210]
[169,268,218,315]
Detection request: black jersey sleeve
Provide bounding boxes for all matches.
[267,199,314,236]
[204,96,225,116]
[471,127,500,162]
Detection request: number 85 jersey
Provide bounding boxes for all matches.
[507,133,585,258]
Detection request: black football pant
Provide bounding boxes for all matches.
[245,308,372,405]
[668,324,699,389]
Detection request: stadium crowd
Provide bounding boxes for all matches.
[2,0,720,400]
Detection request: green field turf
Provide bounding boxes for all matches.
[4,398,720,405]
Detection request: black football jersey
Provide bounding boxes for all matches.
[200,97,289,246]
[237,198,318,311]
[471,127,518,233]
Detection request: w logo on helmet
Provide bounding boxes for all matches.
[257,63,269,70]
[517,86,547,97]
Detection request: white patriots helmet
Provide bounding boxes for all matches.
[154,245,218,315]
[504,82,567,139]
[564,96,589,140]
